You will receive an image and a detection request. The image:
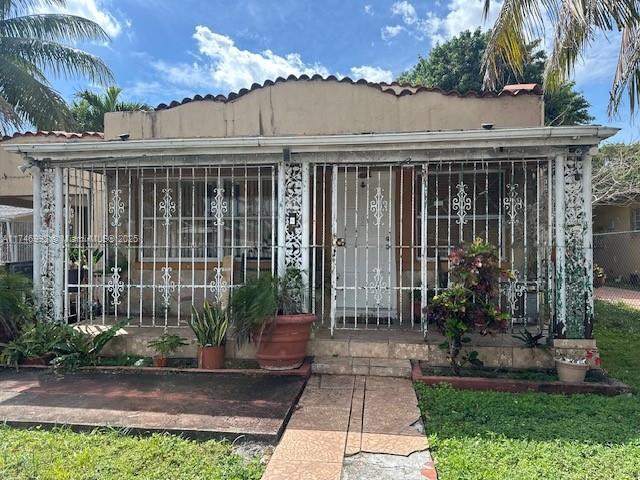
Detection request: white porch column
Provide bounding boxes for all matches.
[554,154,566,336]
[277,154,311,308]
[31,164,42,303]
[554,150,593,339]
[53,166,64,322]
[582,152,594,337]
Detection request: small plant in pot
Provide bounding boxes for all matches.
[231,268,316,370]
[555,354,590,383]
[147,333,188,367]
[189,301,228,369]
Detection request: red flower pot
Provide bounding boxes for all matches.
[152,355,168,368]
[255,314,316,370]
[197,345,225,369]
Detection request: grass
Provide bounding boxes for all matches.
[594,300,640,390]
[0,427,264,480]
[416,300,640,480]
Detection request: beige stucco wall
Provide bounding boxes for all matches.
[104,79,543,140]
[593,203,640,279]
[0,134,99,207]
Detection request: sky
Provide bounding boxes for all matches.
[40,0,638,142]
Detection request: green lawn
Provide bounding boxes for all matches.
[0,427,264,480]
[416,300,640,480]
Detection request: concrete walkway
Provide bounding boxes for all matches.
[595,286,640,309]
[262,375,437,480]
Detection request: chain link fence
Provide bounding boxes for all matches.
[593,230,640,309]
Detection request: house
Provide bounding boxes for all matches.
[593,198,640,287]
[0,205,32,268]
[3,75,616,367]
[0,132,103,276]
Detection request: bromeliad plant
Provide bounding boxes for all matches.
[426,239,510,374]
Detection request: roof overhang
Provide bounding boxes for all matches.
[4,126,619,164]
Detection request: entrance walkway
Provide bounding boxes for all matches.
[262,375,437,480]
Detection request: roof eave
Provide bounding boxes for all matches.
[4,126,619,162]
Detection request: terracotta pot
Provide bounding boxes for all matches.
[413,302,422,320]
[556,359,589,383]
[152,355,168,368]
[198,345,225,369]
[255,314,316,370]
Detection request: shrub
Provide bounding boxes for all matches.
[425,239,510,374]
[0,268,34,341]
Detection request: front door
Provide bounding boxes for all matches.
[332,166,396,330]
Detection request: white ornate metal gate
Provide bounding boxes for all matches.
[309,159,554,335]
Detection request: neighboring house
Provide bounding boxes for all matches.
[3,75,615,347]
[593,199,640,284]
[0,131,103,208]
[0,205,32,267]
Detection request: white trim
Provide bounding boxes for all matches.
[6,126,618,162]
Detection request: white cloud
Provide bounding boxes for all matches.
[364,4,374,15]
[428,0,502,44]
[573,33,620,87]
[385,0,501,45]
[381,24,405,41]
[36,0,125,38]
[350,65,393,83]
[391,1,418,25]
[143,27,395,98]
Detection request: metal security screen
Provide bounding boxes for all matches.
[310,159,553,335]
[60,164,278,327]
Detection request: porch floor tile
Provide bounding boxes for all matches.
[0,369,305,442]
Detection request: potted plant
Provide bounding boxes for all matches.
[0,321,65,367]
[189,301,228,369]
[593,264,607,288]
[231,268,316,370]
[412,286,422,322]
[555,354,590,383]
[147,333,188,367]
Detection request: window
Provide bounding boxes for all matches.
[416,169,503,258]
[140,174,276,261]
[632,208,640,231]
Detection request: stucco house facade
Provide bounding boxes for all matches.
[593,199,640,285]
[3,75,615,363]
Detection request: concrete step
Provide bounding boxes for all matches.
[311,356,412,378]
[309,336,430,361]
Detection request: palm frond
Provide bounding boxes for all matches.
[544,0,639,91]
[0,93,21,131]
[0,0,64,19]
[482,0,550,90]
[0,36,112,84]
[610,25,640,116]
[0,56,72,130]
[0,13,109,43]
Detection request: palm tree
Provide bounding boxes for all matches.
[71,86,150,132]
[482,0,640,117]
[0,0,112,134]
